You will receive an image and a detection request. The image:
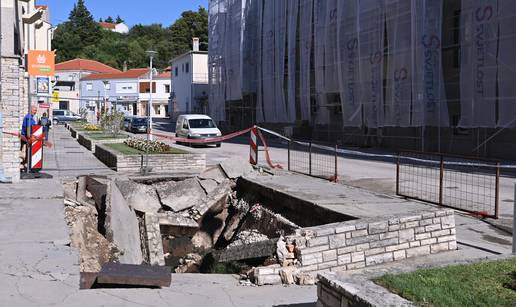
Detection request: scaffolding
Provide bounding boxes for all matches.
[208,0,516,158]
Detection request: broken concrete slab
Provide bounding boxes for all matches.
[199,165,228,183]
[220,158,254,179]
[97,262,171,288]
[158,212,199,229]
[191,180,233,222]
[213,238,279,263]
[105,180,144,264]
[156,178,206,212]
[116,180,162,214]
[145,213,165,266]
[199,179,218,194]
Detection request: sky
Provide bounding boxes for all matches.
[37,0,209,26]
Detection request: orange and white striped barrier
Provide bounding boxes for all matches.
[30,125,44,170]
[249,126,258,165]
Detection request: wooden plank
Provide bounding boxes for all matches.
[96,263,171,287]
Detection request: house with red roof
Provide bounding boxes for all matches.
[53,58,121,114]
[80,68,171,118]
[98,21,129,34]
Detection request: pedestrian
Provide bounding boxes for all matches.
[39,112,51,141]
[20,106,38,172]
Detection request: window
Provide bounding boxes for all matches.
[164,84,170,93]
[185,62,189,73]
[105,83,111,90]
[182,119,189,129]
[175,67,178,76]
[86,83,93,91]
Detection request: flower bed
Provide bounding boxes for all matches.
[94,143,205,173]
[124,137,172,153]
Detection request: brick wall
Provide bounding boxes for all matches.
[290,209,456,274]
[1,57,24,183]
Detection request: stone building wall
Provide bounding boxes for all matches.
[292,209,457,274]
[1,56,24,183]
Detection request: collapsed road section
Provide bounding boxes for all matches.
[63,159,458,288]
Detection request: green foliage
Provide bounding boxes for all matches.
[115,15,124,24]
[105,16,114,23]
[100,111,124,137]
[52,2,208,70]
[374,258,516,307]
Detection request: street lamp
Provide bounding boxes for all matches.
[102,80,110,113]
[146,50,158,141]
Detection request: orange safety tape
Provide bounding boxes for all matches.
[3,131,52,148]
[153,126,253,144]
[256,129,283,169]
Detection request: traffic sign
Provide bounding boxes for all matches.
[52,91,59,102]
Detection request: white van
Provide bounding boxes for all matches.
[175,114,222,147]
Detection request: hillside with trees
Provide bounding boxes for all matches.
[52,0,208,70]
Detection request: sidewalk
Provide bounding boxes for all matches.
[0,126,317,307]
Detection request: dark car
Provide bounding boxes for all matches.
[129,117,148,133]
[122,116,133,131]
[52,109,82,124]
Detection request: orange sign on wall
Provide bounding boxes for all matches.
[28,50,55,76]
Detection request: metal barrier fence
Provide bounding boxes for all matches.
[287,140,338,181]
[396,151,500,218]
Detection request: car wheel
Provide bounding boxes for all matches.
[216,143,221,148]
[53,119,58,125]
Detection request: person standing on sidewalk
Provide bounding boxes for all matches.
[20,106,38,171]
[39,112,51,141]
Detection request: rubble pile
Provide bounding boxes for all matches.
[62,158,310,286]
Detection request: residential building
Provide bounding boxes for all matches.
[1,0,52,182]
[54,58,121,114]
[138,69,171,117]
[208,0,516,160]
[170,38,208,120]
[80,68,171,118]
[98,21,129,34]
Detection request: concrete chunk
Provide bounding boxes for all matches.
[199,165,228,183]
[97,262,171,287]
[156,178,206,212]
[105,180,143,265]
[220,158,254,179]
[116,180,162,214]
[199,179,218,194]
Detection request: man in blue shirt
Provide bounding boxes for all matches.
[20,106,37,171]
[21,106,37,140]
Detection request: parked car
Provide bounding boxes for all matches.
[129,117,148,134]
[175,114,222,147]
[122,116,133,131]
[52,109,82,124]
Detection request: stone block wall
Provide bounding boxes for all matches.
[94,143,206,174]
[291,209,456,274]
[317,272,414,307]
[1,57,24,183]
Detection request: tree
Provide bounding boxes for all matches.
[105,16,114,23]
[53,0,102,62]
[169,6,209,56]
[115,15,124,24]
[99,17,103,22]
[53,3,208,70]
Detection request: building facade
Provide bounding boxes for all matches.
[1,0,52,182]
[208,0,516,160]
[54,58,121,114]
[170,40,208,120]
[80,68,171,118]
